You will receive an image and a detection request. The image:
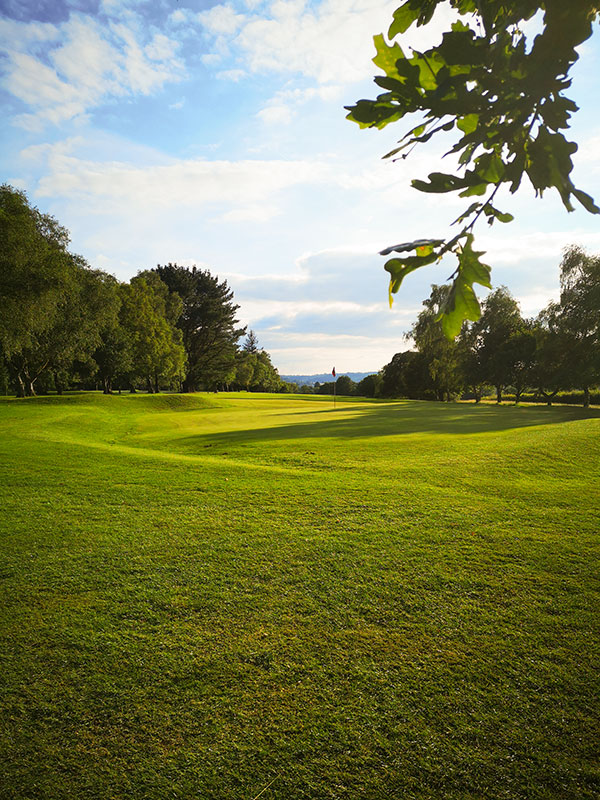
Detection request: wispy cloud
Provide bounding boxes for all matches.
[1,12,184,128]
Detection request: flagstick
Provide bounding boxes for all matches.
[333,377,336,410]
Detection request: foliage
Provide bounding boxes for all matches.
[347,1,600,335]
[410,284,463,399]
[154,264,245,391]
[468,286,524,402]
[380,350,432,398]
[335,375,357,395]
[356,373,383,397]
[242,329,260,354]
[0,185,73,361]
[120,275,186,393]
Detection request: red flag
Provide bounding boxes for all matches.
[332,367,336,378]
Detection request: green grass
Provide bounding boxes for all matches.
[1,392,599,799]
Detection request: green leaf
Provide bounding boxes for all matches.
[384,248,440,306]
[436,234,491,338]
[372,34,405,80]
[573,189,600,215]
[457,114,478,134]
[388,2,421,38]
[345,101,404,130]
[380,238,444,256]
[451,202,480,226]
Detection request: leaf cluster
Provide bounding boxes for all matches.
[347,1,600,336]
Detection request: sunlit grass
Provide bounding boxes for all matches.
[1,392,599,799]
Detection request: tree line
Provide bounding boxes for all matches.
[378,246,600,407]
[0,185,294,397]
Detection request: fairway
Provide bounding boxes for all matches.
[1,393,599,800]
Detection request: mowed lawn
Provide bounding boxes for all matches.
[0,392,599,800]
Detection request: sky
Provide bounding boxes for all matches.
[1,0,599,375]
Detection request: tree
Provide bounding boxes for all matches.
[0,186,122,396]
[335,375,357,396]
[120,275,186,393]
[470,287,524,403]
[411,285,463,400]
[357,373,382,397]
[347,1,600,336]
[555,245,600,405]
[243,330,260,354]
[380,350,432,398]
[0,185,76,394]
[154,264,245,391]
[531,308,570,405]
[504,326,537,403]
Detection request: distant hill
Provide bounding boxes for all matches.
[280,371,377,386]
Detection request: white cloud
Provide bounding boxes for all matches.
[257,104,294,125]
[198,3,247,35]
[1,14,184,128]
[200,0,457,85]
[216,68,247,81]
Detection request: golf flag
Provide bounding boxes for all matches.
[332,367,336,378]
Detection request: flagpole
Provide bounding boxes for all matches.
[332,367,336,410]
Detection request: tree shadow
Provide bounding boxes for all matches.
[166,400,600,453]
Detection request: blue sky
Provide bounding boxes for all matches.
[2,0,599,373]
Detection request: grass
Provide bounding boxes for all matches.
[0,392,599,799]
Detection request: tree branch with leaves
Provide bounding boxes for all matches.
[346,0,600,337]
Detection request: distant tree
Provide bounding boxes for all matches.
[531,311,570,405]
[93,279,133,394]
[554,245,600,406]
[317,381,335,395]
[380,350,431,398]
[298,384,315,394]
[472,287,524,403]
[357,373,382,397]
[235,354,256,390]
[456,323,487,403]
[335,375,357,396]
[243,330,260,354]
[154,264,245,391]
[120,275,186,393]
[505,326,537,404]
[279,381,299,394]
[251,350,282,392]
[411,285,462,401]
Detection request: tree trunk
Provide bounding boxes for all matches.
[496,385,502,403]
[583,386,590,408]
[153,370,160,394]
[16,372,26,398]
[55,372,63,395]
[515,386,522,404]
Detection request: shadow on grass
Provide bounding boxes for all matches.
[173,399,600,451]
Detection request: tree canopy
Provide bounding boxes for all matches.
[347,0,600,337]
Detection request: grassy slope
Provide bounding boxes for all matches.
[0,393,599,800]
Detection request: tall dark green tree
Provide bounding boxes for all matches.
[154,264,245,392]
